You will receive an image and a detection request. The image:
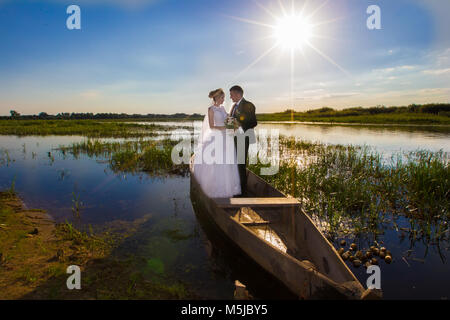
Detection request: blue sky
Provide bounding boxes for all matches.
[0,0,449,115]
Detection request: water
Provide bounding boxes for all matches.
[134,121,450,154]
[0,134,293,299]
[0,122,449,299]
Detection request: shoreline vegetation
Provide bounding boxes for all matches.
[0,190,192,299]
[256,103,450,125]
[0,120,180,138]
[2,103,449,126]
[249,138,449,242]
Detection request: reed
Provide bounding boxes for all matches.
[250,136,450,243]
[71,191,83,220]
[57,138,189,177]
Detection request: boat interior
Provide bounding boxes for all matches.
[216,170,355,284]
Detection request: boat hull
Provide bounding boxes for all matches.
[190,167,369,299]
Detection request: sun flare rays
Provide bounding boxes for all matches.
[227,0,350,108]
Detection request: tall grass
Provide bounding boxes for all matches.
[57,138,189,177]
[250,136,450,241]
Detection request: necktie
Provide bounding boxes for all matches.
[232,103,238,117]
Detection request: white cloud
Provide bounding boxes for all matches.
[423,68,450,75]
[79,90,101,99]
[372,65,417,74]
[418,88,450,95]
[296,91,360,101]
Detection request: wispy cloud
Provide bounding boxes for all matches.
[79,90,101,99]
[423,68,450,75]
[372,65,417,74]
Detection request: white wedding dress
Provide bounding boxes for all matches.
[193,105,241,198]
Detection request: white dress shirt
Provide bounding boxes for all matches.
[233,97,244,133]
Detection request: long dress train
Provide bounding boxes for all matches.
[193,105,241,198]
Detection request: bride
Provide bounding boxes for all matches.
[193,88,241,198]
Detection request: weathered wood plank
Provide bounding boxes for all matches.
[214,197,300,208]
[241,220,272,226]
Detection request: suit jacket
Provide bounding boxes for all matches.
[231,98,257,132]
[231,98,257,144]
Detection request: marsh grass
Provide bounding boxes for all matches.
[0,119,176,138]
[0,148,14,167]
[71,191,83,219]
[250,136,450,244]
[8,175,16,196]
[57,138,189,176]
[257,109,450,125]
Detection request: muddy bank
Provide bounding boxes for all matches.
[0,191,192,299]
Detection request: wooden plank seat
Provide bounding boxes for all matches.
[241,220,271,226]
[214,197,300,208]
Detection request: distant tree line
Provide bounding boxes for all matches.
[2,111,204,120]
[3,103,449,120]
[279,103,450,117]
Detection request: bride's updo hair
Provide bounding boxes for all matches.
[208,88,224,101]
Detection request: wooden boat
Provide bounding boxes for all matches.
[189,157,381,300]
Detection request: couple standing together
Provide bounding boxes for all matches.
[193,85,257,198]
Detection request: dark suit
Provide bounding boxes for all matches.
[231,98,257,193]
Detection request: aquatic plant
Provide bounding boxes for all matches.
[71,191,83,219]
[57,138,189,177]
[250,136,450,244]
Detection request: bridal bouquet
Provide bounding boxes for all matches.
[225,116,236,129]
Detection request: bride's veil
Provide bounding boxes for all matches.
[193,107,212,165]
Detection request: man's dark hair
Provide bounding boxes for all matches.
[230,85,244,96]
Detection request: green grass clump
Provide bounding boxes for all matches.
[58,138,189,176]
[250,136,450,241]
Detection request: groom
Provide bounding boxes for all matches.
[229,85,257,196]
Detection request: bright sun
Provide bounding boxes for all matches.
[227,0,349,84]
[274,15,313,49]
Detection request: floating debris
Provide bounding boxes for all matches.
[385,255,392,264]
[353,259,362,268]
